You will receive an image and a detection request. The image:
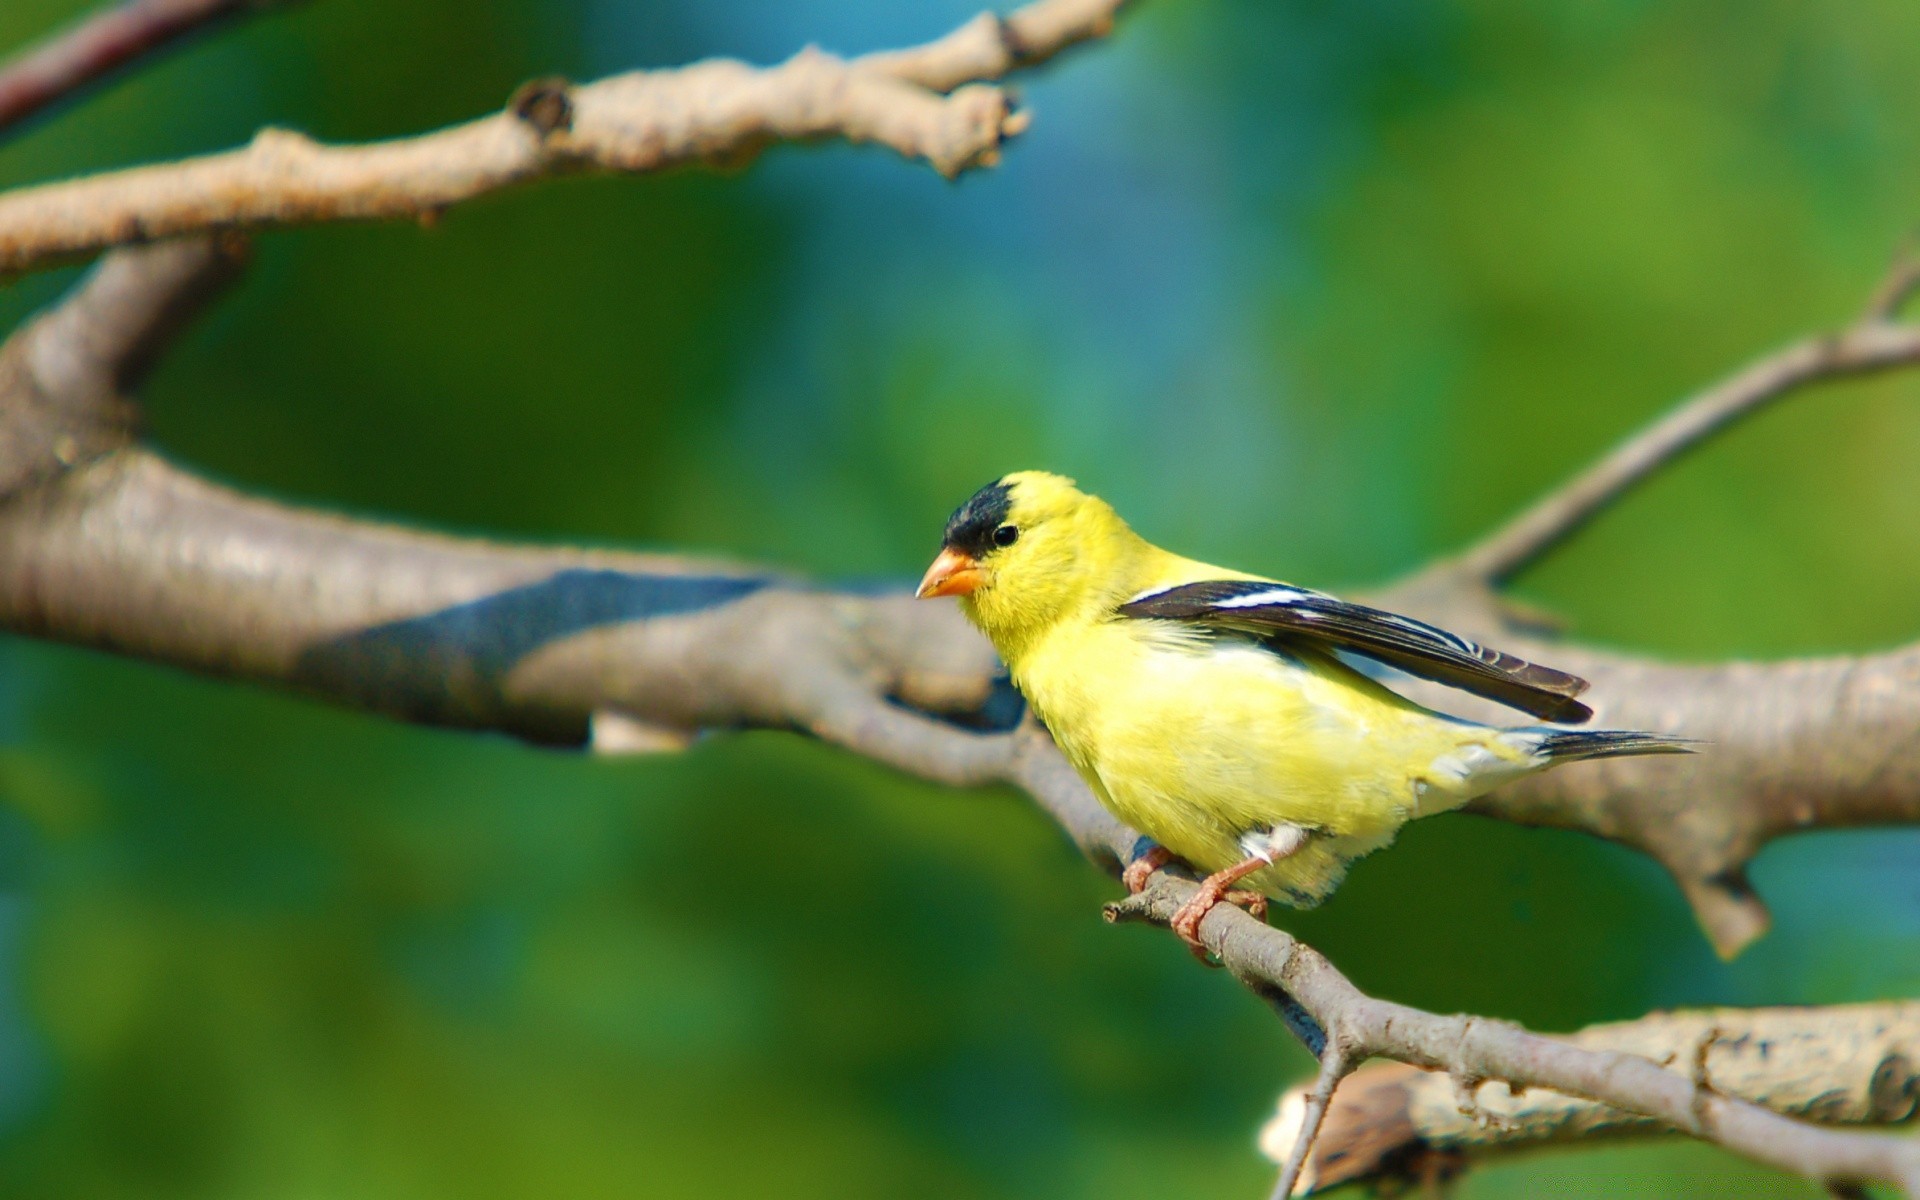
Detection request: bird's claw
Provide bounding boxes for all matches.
[1224,888,1268,920]
[1170,886,1268,965]
[1121,845,1173,894]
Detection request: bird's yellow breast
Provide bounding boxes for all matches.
[1010,616,1512,905]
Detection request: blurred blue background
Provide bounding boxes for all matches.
[2,0,1918,1195]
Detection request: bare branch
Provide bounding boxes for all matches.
[0,443,1015,765]
[1260,1003,1920,1195]
[1268,1051,1350,1200]
[1450,248,1920,587]
[1108,885,1920,1197]
[0,234,245,499]
[0,0,294,138]
[1377,250,1920,954]
[0,0,1126,274]
[862,0,1123,93]
[0,245,1009,761]
[4,235,1919,1200]
[1862,235,1920,323]
[1355,580,1920,958]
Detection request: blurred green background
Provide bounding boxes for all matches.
[2,0,1919,1196]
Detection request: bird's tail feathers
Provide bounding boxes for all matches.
[1524,727,1701,764]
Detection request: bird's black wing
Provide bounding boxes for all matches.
[1118,579,1592,723]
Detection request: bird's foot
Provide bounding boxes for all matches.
[1122,845,1173,894]
[1223,888,1268,921]
[1170,861,1271,965]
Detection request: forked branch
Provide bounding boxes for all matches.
[1258,1003,1920,1195]
[1376,249,1920,958]
[0,0,1126,272]
[2,239,1919,1195]
[1103,879,1920,1199]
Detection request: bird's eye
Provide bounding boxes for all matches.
[992,524,1020,547]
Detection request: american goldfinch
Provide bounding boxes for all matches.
[917,472,1692,958]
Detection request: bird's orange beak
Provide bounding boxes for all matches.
[916,547,987,598]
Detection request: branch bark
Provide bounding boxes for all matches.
[1367,252,1920,958]
[1365,582,1920,959]
[0,234,247,497]
[4,237,1920,1197]
[0,0,294,138]
[1105,882,1920,1200]
[0,0,1126,273]
[1260,1003,1920,1195]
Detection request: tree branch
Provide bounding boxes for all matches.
[0,0,1126,274]
[3,449,1000,750]
[0,234,246,499]
[1268,1050,1348,1200]
[1372,252,1920,957]
[5,170,1920,1200]
[1259,1003,1920,1195]
[1450,269,1920,587]
[0,0,294,139]
[860,0,1123,93]
[1101,880,1920,1198]
[1356,584,1920,958]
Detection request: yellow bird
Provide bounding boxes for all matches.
[917,472,1692,958]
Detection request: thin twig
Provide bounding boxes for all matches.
[862,0,1123,92]
[0,0,1125,273]
[1451,254,1920,585]
[1862,234,1920,323]
[0,0,291,138]
[1270,1051,1350,1199]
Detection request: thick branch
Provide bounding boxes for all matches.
[1359,578,1920,959]
[0,447,1022,774]
[1260,1003,1920,1194]
[0,0,1125,273]
[5,248,1920,1196]
[0,0,291,138]
[3,237,1919,1198]
[13,253,1913,963]
[1377,255,1920,957]
[0,242,1011,769]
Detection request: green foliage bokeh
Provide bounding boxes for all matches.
[1,1,1918,1196]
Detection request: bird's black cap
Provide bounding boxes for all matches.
[941,479,1014,558]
